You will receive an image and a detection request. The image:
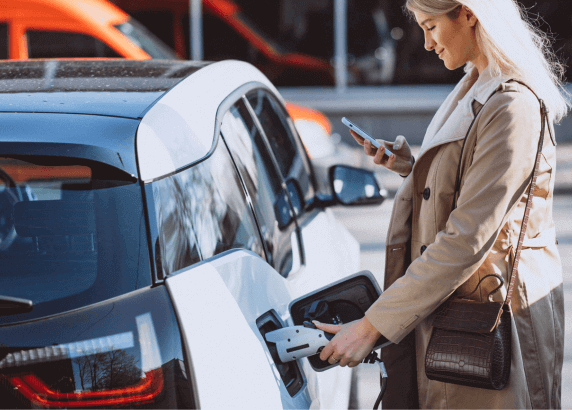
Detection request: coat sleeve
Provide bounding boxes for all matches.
[365,89,542,343]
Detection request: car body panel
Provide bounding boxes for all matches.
[136,60,280,182]
[287,209,360,299]
[165,250,310,409]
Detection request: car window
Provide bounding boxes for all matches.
[221,99,298,277]
[151,137,265,276]
[114,19,178,60]
[245,90,315,211]
[0,23,7,59]
[26,31,121,59]
[0,156,151,322]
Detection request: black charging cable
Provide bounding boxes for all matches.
[362,351,387,410]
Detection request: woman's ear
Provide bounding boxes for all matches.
[461,6,478,27]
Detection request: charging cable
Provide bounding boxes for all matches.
[362,351,387,410]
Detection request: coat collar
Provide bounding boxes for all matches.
[417,66,511,159]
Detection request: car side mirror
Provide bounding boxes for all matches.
[330,165,385,206]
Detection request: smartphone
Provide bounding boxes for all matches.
[341,117,393,157]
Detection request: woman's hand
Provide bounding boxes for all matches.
[313,317,381,367]
[350,130,413,176]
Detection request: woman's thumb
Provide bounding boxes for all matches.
[393,135,406,150]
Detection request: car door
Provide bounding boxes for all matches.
[146,129,312,408]
[244,89,361,296]
[223,91,359,409]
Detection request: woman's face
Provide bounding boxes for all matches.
[413,7,486,73]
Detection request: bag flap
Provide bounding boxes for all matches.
[432,299,504,333]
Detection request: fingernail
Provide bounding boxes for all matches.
[390,154,395,159]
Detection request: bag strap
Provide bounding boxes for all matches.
[451,80,547,306]
[504,81,547,305]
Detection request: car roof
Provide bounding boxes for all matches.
[0,59,281,182]
[0,60,208,118]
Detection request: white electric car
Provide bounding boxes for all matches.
[0,59,385,409]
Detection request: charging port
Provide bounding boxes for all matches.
[257,310,304,397]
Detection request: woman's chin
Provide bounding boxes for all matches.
[443,60,462,71]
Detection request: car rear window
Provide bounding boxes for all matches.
[0,156,150,323]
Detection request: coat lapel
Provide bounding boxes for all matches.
[417,66,511,160]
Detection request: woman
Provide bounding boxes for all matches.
[314,0,568,408]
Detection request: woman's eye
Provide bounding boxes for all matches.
[428,26,436,31]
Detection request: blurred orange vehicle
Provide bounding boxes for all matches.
[0,0,176,59]
[112,0,335,86]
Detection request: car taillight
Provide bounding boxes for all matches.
[0,313,164,408]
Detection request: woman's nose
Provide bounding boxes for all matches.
[424,34,436,51]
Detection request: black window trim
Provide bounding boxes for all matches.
[241,94,306,267]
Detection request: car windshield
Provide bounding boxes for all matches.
[0,156,150,323]
[115,18,178,60]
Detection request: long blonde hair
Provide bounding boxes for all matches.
[406,0,570,123]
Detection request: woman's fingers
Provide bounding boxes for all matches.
[350,130,364,146]
[338,356,352,367]
[312,321,342,334]
[328,355,340,365]
[319,339,336,362]
[316,319,381,365]
[386,153,396,168]
[373,146,388,164]
[364,140,373,156]
[313,321,341,362]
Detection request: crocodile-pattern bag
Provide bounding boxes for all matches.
[425,277,511,390]
[424,86,548,390]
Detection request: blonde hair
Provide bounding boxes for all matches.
[406,0,571,123]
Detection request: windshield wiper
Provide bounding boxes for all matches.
[0,296,33,315]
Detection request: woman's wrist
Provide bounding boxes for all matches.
[360,316,382,341]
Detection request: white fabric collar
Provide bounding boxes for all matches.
[417,66,511,158]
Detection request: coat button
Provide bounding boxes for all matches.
[420,245,427,255]
[423,188,431,200]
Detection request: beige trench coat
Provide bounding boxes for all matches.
[365,66,563,409]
